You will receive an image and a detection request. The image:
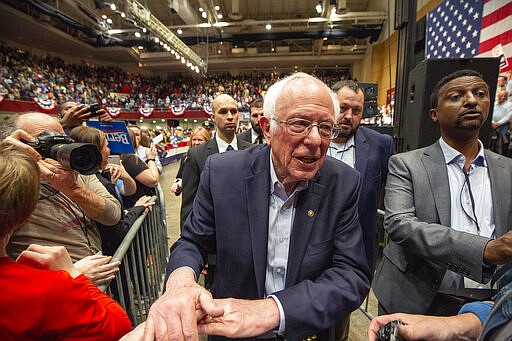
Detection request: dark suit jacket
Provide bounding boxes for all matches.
[372,141,512,314]
[237,128,253,144]
[180,137,253,227]
[353,126,395,269]
[169,145,370,340]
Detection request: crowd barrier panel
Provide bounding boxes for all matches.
[99,191,169,326]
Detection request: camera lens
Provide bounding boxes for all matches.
[49,143,102,175]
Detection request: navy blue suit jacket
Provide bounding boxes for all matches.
[180,137,252,227]
[168,144,370,340]
[353,126,395,269]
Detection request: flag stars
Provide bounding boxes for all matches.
[466,41,472,49]
[462,19,467,26]
[461,36,466,43]
[473,13,479,20]
[472,30,478,38]
[456,47,461,54]
[458,14,463,21]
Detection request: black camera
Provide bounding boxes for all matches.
[377,320,404,341]
[26,130,102,175]
[86,103,101,118]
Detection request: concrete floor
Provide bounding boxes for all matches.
[160,161,378,341]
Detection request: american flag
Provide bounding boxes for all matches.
[426,0,512,72]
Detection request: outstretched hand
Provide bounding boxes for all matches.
[73,254,120,286]
[483,230,512,265]
[143,268,224,340]
[197,297,280,338]
[368,313,482,341]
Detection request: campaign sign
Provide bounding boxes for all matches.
[86,121,135,154]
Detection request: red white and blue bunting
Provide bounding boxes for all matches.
[203,103,212,115]
[106,107,122,117]
[33,97,56,111]
[171,104,186,116]
[139,107,154,117]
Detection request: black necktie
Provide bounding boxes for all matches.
[256,135,263,144]
[226,145,234,151]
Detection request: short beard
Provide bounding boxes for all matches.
[336,127,354,139]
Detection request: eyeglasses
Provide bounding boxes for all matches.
[271,117,335,140]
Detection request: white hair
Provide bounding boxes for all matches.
[263,72,339,134]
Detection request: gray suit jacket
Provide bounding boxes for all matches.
[372,141,512,314]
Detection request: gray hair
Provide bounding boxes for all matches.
[263,72,339,134]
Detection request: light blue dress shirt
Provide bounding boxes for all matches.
[438,138,495,298]
[266,152,308,334]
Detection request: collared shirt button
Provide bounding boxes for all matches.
[276,268,283,274]
[279,237,285,244]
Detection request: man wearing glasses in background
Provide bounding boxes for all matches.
[372,70,512,318]
[141,73,370,341]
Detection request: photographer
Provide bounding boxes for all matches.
[0,112,122,286]
[58,101,112,133]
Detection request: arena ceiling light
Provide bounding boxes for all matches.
[126,0,207,74]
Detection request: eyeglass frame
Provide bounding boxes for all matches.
[271,117,340,140]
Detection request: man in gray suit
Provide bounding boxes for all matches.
[372,69,512,316]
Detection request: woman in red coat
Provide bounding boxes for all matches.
[0,140,132,340]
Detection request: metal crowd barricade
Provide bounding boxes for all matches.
[99,190,169,326]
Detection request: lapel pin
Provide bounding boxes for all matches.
[307,210,314,217]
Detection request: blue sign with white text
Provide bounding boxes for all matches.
[86,121,135,154]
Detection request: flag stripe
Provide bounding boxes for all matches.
[479,39,512,57]
[481,1,512,28]
[479,29,512,53]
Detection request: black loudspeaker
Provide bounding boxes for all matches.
[359,83,378,101]
[363,100,378,119]
[400,58,500,152]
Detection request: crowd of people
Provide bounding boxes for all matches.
[0,42,352,112]
[2,36,512,340]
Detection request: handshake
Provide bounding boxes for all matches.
[120,268,281,340]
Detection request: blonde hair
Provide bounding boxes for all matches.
[188,127,211,148]
[0,143,40,237]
